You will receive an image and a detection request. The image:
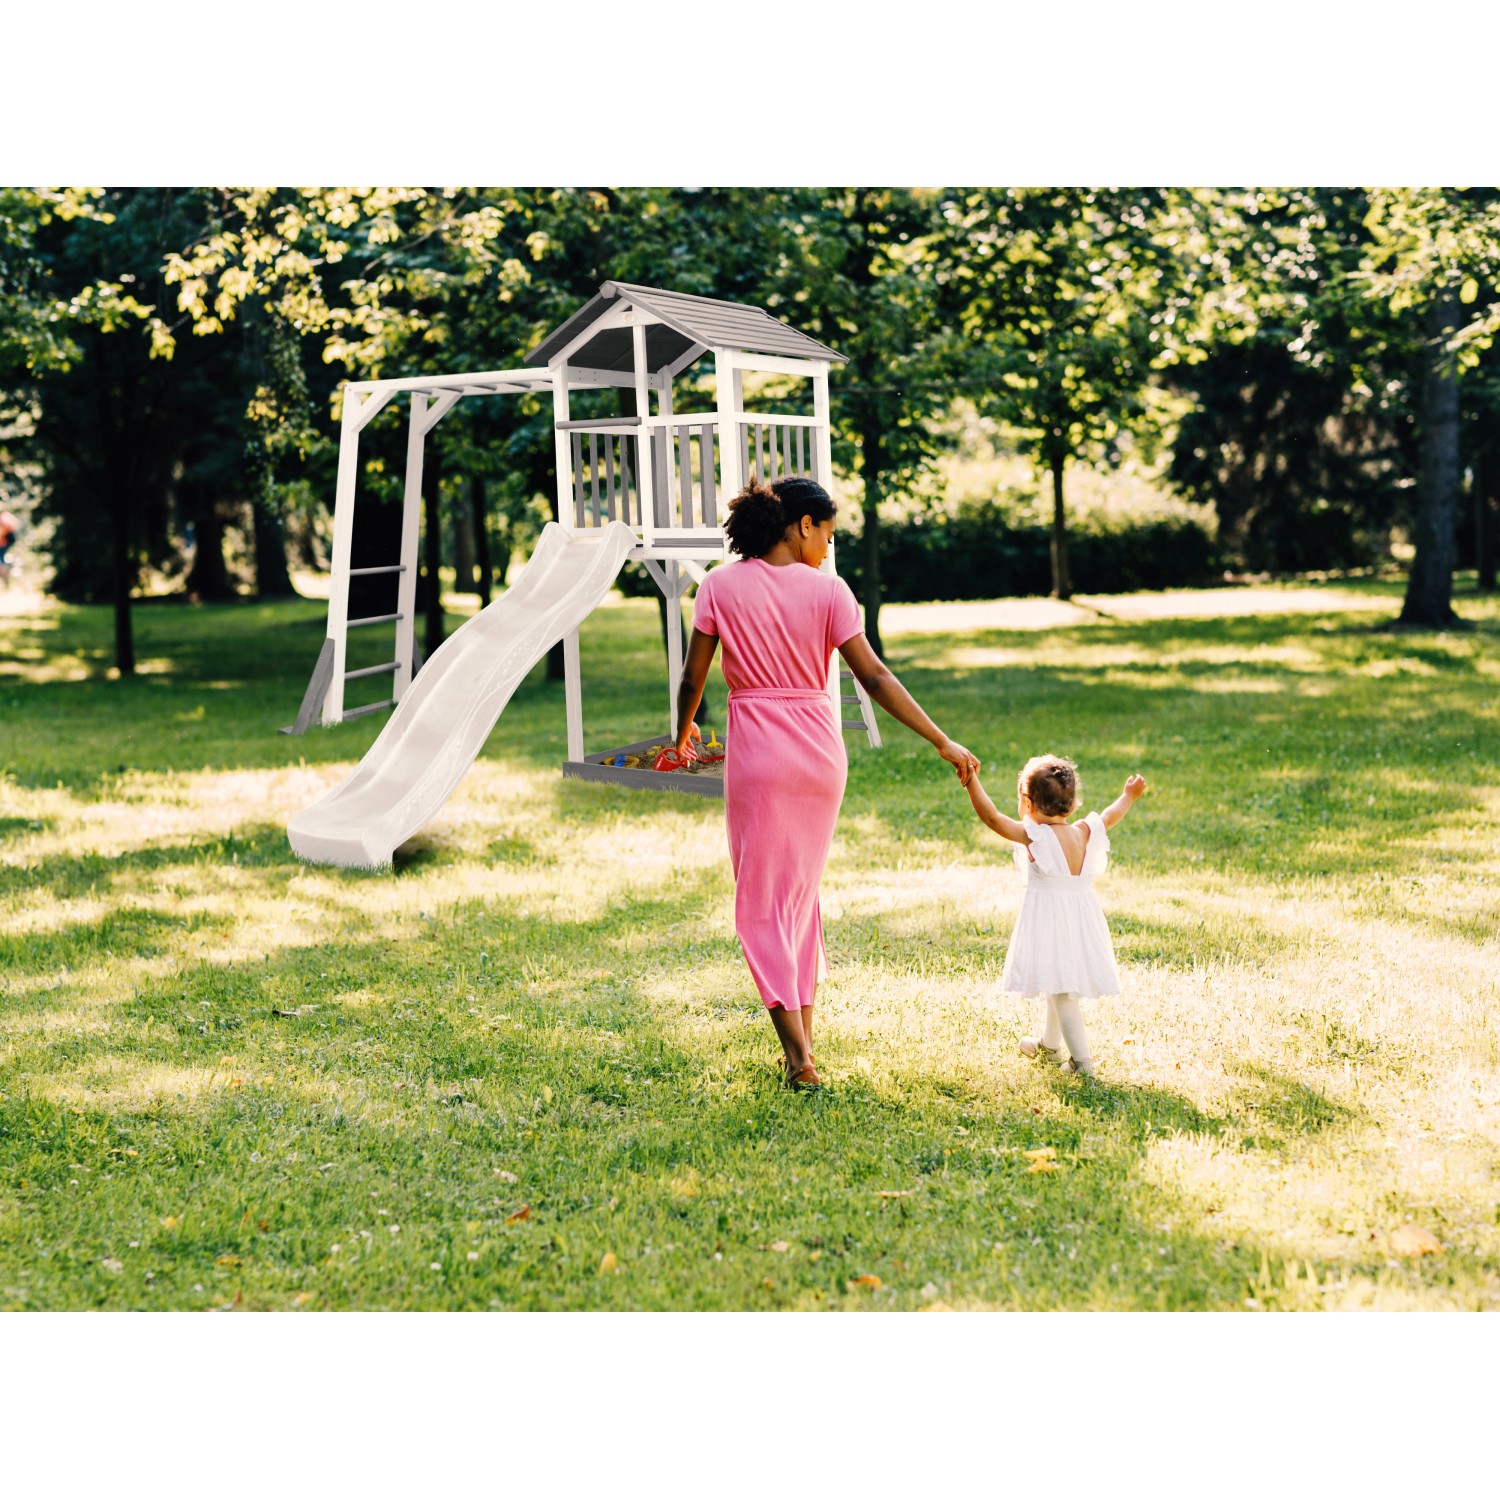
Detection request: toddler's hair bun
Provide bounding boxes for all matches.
[1019,754,1080,818]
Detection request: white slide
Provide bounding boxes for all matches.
[288,521,638,868]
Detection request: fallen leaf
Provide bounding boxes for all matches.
[1022,1147,1057,1162]
[494,1169,518,1183]
[1025,1160,1064,1174]
[874,1190,911,1199]
[101,1258,123,1273]
[761,1277,774,1289]
[848,1274,883,1290]
[257,1219,270,1232]
[1391,1225,1443,1257]
[292,1292,312,1307]
[599,1251,617,1274]
[541,1085,553,1103]
[809,1250,822,1262]
[767,1240,790,1253]
[160,1216,180,1230]
[215,1254,241,1267]
[505,1204,531,1225]
[123,1149,138,1157]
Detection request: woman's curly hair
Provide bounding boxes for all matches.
[723,475,836,559]
[1018,754,1080,818]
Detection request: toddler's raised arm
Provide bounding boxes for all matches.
[1101,774,1147,830]
[964,773,1031,845]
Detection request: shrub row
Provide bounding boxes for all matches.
[833,505,1220,604]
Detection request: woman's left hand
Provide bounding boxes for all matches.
[937,737,980,786]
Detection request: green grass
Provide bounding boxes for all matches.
[2,577,1498,1310]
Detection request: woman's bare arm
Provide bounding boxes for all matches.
[674,627,720,753]
[838,632,979,784]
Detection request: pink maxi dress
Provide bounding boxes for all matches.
[690,559,864,1011]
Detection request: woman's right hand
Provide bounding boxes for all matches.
[937,737,980,786]
[675,720,704,758]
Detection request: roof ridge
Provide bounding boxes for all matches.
[606,280,769,316]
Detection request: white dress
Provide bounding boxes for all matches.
[1000,813,1121,1000]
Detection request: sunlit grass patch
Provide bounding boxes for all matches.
[1,580,1497,1308]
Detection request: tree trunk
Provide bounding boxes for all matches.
[1400,294,1462,626]
[472,474,493,607]
[184,495,235,601]
[860,421,885,659]
[252,495,296,598]
[1050,449,1072,601]
[111,494,135,677]
[453,478,477,594]
[1476,448,1497,593]
[424,444,446,657]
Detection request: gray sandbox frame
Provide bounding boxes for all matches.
[563,735,725,799]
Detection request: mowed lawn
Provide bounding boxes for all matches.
[1,576,1497,1310]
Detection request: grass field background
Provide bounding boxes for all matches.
[2,575,1497,1310]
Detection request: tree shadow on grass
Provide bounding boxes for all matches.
[0,885,1448,1311]
[2,906,208,978]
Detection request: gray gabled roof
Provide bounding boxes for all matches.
[527,281,847,372]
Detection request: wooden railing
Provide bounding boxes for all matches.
[738,414,823,487]
[562,412,824,542]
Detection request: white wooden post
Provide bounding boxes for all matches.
[563,630,584,762]
[813,364,834,501]
[814,365,842,725]
[393,393,427,702]
[657,371,676,528]
[713,348,741,498]
[552,364,573,533]
[665,560,683,737]
[552,362,585,759]
[634,321,655,550]
[324,394,363,724]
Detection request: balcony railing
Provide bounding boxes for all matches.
[561,412,825,548]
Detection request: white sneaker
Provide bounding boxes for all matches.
[1019,1038,1061,1063]
[1060,1057,1096,1079]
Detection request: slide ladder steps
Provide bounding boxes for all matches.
[838,668,881,748]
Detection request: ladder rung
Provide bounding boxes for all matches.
[841,694,862,704]
[839,669,855,679]
[344,660,400,681]
[842,719,869,730]
[348,613,403,628]
[343,699,394,721]
[348,565,407,577]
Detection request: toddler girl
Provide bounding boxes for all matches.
[962,754,1146,1077]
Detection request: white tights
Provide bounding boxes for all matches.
[1038,993,1093,1069]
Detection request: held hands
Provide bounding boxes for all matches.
[938,738,980,787]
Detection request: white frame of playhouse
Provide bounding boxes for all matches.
[285,282,881,769]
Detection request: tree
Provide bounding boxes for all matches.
[1166,189,1420,573]
[11,188,245,672]
[936,188,1204,600]
[1361,188,1500,625]
[761,189,955,656]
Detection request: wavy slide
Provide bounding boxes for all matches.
[288,521,638,868]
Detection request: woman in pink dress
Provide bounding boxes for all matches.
[674,477,979,1089]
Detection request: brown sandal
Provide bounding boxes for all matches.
[786,1062,821,1090]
